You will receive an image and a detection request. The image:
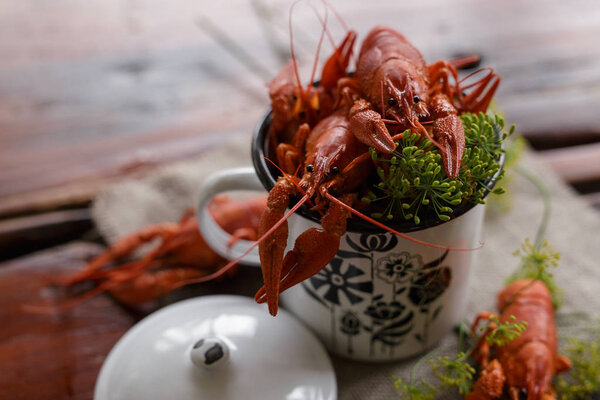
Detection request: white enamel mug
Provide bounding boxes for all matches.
[196,111,499,362]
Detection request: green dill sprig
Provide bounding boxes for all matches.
[391,377,436,400]
[391,313,528,398]
[366,112,512,225]
[429,352,476,396]
[482,315,528,347]
[506,238,563,308]
[556,321,600,399]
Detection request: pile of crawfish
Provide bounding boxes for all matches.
[60,194,266,307]
[253,20,500,315]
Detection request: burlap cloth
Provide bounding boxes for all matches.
[93,133,600,399]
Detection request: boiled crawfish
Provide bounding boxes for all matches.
[342,26,500,178]
[255,110,372,315]
[63,194,266,306]
[466,279,571,400]
[268,30,356,172]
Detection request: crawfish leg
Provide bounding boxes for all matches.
[276,123,310,174]
[64,223,180,285]
[470,311,497,367]
[109,267,205,305]
[465,359,505,400]
[555,354,572,374]
[427,59,460,99]
[459,70,500,114]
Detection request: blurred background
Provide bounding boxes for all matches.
[1,1,600,398]
[1,0,599,260]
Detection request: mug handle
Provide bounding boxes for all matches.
[197,167,265,267]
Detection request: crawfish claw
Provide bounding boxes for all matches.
[349,99,396,153]
[255,227,340,315]
[432,114,465,178]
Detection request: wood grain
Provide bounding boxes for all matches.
[1,0,599,215]
[0,241,264,399]
[0,243,135,400]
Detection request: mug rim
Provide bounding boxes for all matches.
[251,110,505,234]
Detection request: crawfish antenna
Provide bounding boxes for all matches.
[288,0,304,90]
[324,192,483,252]
[307,2,328,90]
[321,0,349,33]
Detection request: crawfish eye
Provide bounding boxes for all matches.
[291,94,298,101]
[306,164,314,173]
[413,96,420,104]
[520,388,528,399]
[299,111,306,119]
[330,166,339,174]
[387,97,397,106]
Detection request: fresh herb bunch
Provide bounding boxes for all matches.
[391,377,436,400]
[506,238,563,308]
[392,315,526,399]
[557,321,600,400]
[364,112,513,225]
[429,352,476,396]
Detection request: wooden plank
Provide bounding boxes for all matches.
[0,243,135,400]
[1,0,599,216]
[537,142,600,184]
[0,209,93,261]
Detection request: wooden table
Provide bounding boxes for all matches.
[1,0,600,398]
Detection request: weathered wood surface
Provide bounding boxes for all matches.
[0,242,263,399]
[1,0,600,216]
[0,243,134,400]
[0,209,93,261]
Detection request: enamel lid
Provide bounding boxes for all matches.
[94,295,336,400]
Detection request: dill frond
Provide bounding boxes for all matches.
[391,376,436,400]
[368,112,511,225]
[506,238,563,308]
[557,321,600,399]
[483,315,528,347]
[429,352,476,396]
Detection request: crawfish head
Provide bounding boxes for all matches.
[268,61,324,128]
[300,113,369,200]
[372,60,430,125]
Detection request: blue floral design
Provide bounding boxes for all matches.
[310,257,373,305]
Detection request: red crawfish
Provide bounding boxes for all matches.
[466,279,571,400]
[340,26,500,178]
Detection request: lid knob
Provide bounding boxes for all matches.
[190,337,230,370]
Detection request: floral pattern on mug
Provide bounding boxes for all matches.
[302,233,453,357]
[339,311,361,335]
[310,257,373,306]
[365,300,406,321]
[346,233,398,253]
[375,252,424,284]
